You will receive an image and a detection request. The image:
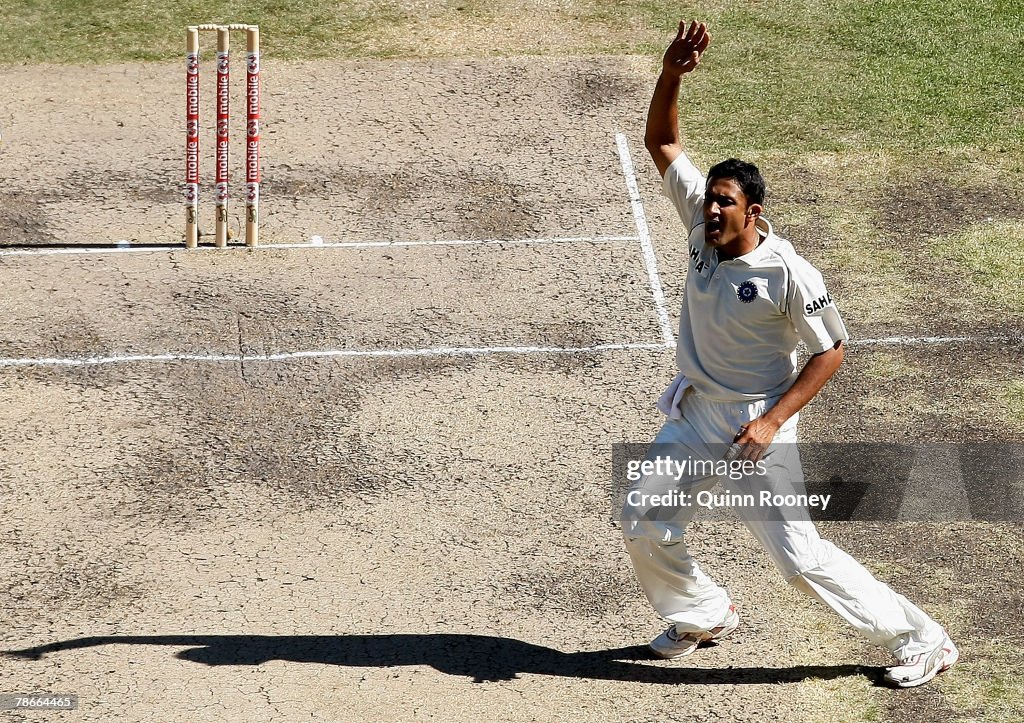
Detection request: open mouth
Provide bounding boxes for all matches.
[706,220,722,239]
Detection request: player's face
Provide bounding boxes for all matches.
[703,177,753,248]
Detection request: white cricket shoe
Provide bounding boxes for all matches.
[649,605,740,660]
[884,634,959,688]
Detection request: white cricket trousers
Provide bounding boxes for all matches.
[621,387,946,657]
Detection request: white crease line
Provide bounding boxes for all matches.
[0,342,671,368]
[268,235,639,250]
[615,132,675,347]
[849,335,1018,346]
[0,235,640,258]
[0,246,173,258]
[0,335,1016,369]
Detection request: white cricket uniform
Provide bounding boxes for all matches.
[622,152,945,657]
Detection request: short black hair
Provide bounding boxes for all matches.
[707,158,766,207]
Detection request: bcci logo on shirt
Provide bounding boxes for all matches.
[737,281,758,303]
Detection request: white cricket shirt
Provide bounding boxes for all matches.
[663,152,849,402]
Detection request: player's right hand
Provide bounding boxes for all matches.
[662,20,711,78]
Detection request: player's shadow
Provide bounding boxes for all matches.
[5,634,879,685]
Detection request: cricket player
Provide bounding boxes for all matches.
[620,20,958,687]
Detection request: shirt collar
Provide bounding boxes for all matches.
[732,217,778,266]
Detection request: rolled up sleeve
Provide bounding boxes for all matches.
[786,263,849,353]
[662,152,706,232]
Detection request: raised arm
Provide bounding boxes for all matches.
[644,20,711,177]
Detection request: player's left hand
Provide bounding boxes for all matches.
[733,415,781,462]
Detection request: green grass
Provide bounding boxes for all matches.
[2,1,1021,154]
[931,219,1024,313]
[1008,381,1024,424]
[667,0,1024,155]
[938,639,1024,722]
[0,0,410,63]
